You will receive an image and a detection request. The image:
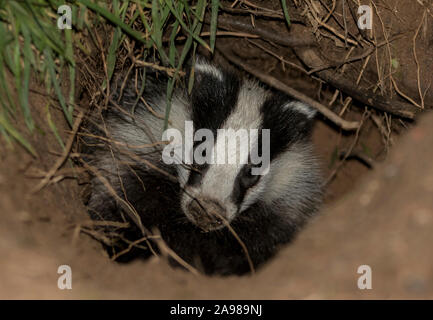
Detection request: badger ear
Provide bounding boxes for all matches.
[263,94,318,147]
[282,100,317,138]
[186,55,224,87]
[283,100,317,120]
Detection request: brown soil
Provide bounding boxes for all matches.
[1,86,432,299]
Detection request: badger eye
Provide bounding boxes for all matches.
[239,166,260,189]
[187,167,203,186]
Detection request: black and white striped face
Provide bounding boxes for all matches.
[176,59,318,232]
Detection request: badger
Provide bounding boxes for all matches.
[82,57,322,275]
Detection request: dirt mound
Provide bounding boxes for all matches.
[0,90,431,298]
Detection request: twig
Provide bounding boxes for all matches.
[221,3,305,22]
[371,1,422,109]
[246,39,308,74]
[338,149,375,169]
[191,197,255,275]
[372,113,394,147]
[216,16,316,47]
[342,0,348,48]
[413,10,427,109]
[167,30,261,42]
[151,228,200,276]
[307,36,403,75]
[306,0,358,46]
[214,15,421,118]
[31,111,84,193]
[77,132,168,150]
[132,59,185,77]
[294,47,421,119]
[80,159,146,235]
[110,236,159,261]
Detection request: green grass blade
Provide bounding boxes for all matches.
[151,0,170,64]
[79,0,146,45]
[21,24,35,131]
[165,0,211,52]
[107,26,121,82]
[45,102,65,149]
[168,18,181,67]
[0,112,36,156]
[44,48,73,127]
[65,27,75,113]
[0,56,17,113]
[209,0,219,52]
[280,0,291,27]
[0,124,13,147]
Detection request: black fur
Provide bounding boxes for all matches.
[260,92,315,160]
[190,66,241,135]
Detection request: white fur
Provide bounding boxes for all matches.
[284,101,316,119]
[194,60,224,81]
[181,80,269,222]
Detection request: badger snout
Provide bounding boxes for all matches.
[186,197,227,232]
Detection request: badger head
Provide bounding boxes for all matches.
[168,58,321,232]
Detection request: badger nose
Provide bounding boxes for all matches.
[187,197,227,232]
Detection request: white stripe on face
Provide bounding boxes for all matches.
[181,80,269,222]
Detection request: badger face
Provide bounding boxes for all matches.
[174,59,320,233]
